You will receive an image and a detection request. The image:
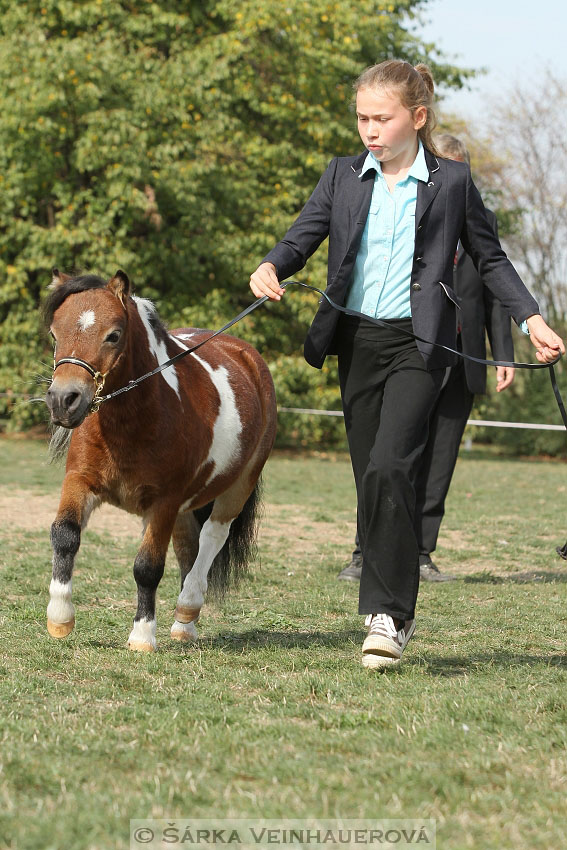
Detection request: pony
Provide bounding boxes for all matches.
[43,269,277,651]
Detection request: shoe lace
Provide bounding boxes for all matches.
[365,613,399,639]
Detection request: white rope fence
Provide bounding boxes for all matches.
[3,394,565,432]
[277,407,567,431]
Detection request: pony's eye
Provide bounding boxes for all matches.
[104,330,122,345]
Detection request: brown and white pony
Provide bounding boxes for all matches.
[43,270,277,651]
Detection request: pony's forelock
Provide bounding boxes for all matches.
[43,275,109,327]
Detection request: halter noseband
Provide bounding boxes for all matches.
[52,357,107,412]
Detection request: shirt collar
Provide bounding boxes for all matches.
[360,140,429,183]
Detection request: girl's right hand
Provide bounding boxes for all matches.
[249,263,285,301]
[526,314,566,363]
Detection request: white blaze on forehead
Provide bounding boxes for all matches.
[170,335,242,485]
[78,310,96,331]
[133,296,180,399]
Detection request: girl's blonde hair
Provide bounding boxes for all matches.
[353,60,439,155]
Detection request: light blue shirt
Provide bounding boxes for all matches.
[346,141,429,319]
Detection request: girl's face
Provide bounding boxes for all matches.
[356,86,427,170]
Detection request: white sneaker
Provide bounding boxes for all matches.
[361,613,416,669]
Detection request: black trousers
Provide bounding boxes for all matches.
[337,316,444,621]
[414,359,474,556]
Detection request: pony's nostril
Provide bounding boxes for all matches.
[63,391,81,412]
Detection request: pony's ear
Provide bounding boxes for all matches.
[49,268,71,289]
[108,270,130,304]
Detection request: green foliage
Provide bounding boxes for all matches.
[269,356,346,448]
[470,329,567,457]
[0,0,472,432]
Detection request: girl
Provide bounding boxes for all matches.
[249,60,564,669]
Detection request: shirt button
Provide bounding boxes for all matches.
[411,283,421,291]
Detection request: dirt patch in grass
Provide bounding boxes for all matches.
[259,503,355,555]
[0,489,142,539]
[0,490,354,552]
[2,487,564,582]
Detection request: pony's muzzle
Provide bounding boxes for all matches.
[46,379,93,427]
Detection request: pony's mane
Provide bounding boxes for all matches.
[43,274,108,327]
[132,295,171,344]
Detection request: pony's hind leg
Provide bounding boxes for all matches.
[174,515,233,625]
[170,509,201,643]
[47,485,100,639]
[128,503,176,653]
[174,465,265,629]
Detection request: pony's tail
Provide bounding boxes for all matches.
[198,478,264,599]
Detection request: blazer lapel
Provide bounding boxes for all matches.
[415,149,442,231]
[348,151,375,227]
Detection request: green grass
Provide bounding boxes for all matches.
[1,438,567,850]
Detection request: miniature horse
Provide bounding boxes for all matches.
[43,270,277,651]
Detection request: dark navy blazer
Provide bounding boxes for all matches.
[263,147,539,370]
[455,209,514,395]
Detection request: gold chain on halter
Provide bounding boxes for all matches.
[89,372,107,413]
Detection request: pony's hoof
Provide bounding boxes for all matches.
[127,639,156,653]
[174,604,200,624]
[47,617,75,638]
[171,621,199,642]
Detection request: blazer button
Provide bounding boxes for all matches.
[411,283,421,291]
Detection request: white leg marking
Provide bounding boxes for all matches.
[133,296,180,398]
[171,620,199,642]
[177,518,232,611]
[78,310,96,331]
[47,579,75,624]
[128,617,157,651]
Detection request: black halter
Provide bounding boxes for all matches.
[52,357,108,411]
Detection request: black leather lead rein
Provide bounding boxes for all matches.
[55,280,567,430]
[285,283,566,431]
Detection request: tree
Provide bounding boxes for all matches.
[439,77,567,457]
[0,0,472,434]
[487,70,567,324]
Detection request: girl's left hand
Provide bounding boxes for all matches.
[526,315,566,363]
[496,366,515,391]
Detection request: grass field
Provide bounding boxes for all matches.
[0,437,566,850]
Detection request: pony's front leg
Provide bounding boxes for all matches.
[47,477,99,639]
[174,516,232,626]
[128,506,176,653]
